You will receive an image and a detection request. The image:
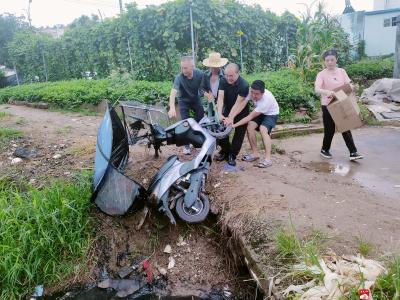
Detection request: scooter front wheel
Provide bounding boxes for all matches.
[175,193,210,223]
[206,124,233,140]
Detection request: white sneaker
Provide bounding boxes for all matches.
[183,147,191,155]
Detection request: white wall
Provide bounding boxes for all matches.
[339,12,365,58]
[364,11,400,56]
[374,0,400,10]
[339,12,365,45]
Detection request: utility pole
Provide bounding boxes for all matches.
[237,30,244,72]
[394,15,400,78]
[127,37,133,73]
[189,0,195,64]
[14,65,20,86]
[285,27,289,64]
[119,0,123,14]
[28,0,32,27]
[98,9,104,22]
[41,47,48,82]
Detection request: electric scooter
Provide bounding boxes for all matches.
[93,101,218,224]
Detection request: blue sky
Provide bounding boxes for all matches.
[0,0,373,27]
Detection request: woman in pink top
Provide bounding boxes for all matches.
[315,49,363,161]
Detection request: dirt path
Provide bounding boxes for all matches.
[0,104,100,180]
[211,126,400,255]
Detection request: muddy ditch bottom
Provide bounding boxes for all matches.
[37,212,263,300]
[39,146,264,299]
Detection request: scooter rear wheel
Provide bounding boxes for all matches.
[175,193,210,223]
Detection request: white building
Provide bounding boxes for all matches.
[374,0,400,10]
[339,0,400,57]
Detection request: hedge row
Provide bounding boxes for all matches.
[346,58,394,81]
[0,79,171,108]
[0,69,318,115]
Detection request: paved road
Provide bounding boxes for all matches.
[278,126,400,201]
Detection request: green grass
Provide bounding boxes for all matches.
[0,127,23,142]
[356,236,373,257]
[372,257,400,300]
[275,127,324,139]
[0,111,12,119]
[0,172,93,299]
[274,216,328,286]
[276,229,301,257]
[50,106,99,116]
[275,223,326,278]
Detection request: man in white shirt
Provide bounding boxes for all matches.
[232,80,279,168]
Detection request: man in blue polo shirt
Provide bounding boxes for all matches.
[168,56,205,155]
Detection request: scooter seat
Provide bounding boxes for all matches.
[148,155,179,191]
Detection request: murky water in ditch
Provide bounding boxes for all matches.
[41,287,211,299]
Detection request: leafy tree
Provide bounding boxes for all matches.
[289,2,351,81]
[0,13,29,67]
[5,0,350,83]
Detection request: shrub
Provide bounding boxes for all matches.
[0,69,318,117]
[0,79,171,109]
[346,58,394,81]
[108,79,171,105]
[245,69,319,115]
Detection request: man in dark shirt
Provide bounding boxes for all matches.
[216,63,250,166]
[168,56,205,155]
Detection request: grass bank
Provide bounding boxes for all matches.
[0,172,93,299]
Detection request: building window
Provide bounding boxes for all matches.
[384,18,390,27]
[392,17,399,26]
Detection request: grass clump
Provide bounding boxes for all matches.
[372,257,400,300]
[0,111,12,119]
[0,172,93,299]
[275,223,327,284]
[356,236,373,257]
[0,127,23,142]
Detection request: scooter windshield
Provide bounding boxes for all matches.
[92,104,146,215]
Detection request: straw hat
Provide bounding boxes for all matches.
[202,52,228,68]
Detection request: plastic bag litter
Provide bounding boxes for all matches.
[280,255,386,299]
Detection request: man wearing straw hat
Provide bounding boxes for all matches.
[201,53,228,110]
[168,56,205,155]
